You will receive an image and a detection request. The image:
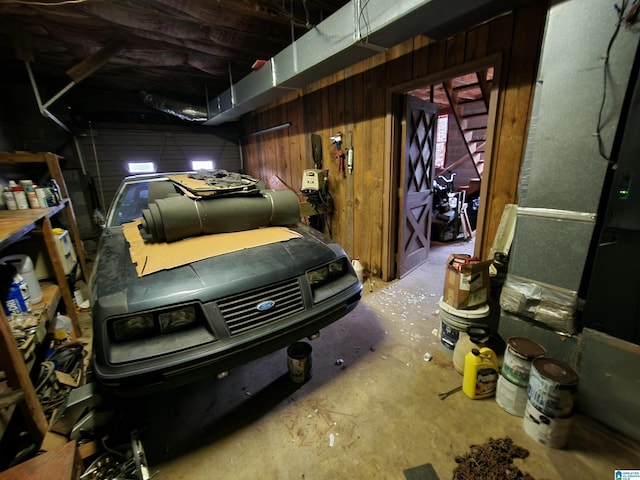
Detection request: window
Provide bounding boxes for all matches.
[191,160,214,171]
[435,114,449,169]
[127,162,156,174]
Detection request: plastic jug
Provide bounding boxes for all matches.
[2,273,30,316]
[453,326,491,375]
[54,313,76,346]
[462,347,499,399]
[1,254,42,304]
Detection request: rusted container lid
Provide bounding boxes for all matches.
[507,337,546,359]
[532,357,579,386]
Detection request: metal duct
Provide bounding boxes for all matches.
[141,189,301,242]
[204,0,524,125]
[141,91,208,122]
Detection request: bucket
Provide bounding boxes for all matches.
[438,297,490,355]
[287,342,312,384]
[496,374,529,416]
[523,401,574,448]
[1,254,42,304]
[502,337,546,387]
[527,357,579,419]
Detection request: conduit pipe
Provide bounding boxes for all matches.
[204,0,521,125]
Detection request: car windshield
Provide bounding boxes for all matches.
[109,181,150,227]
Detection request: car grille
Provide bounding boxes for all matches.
[217,279,305,335]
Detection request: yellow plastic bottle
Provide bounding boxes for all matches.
[462,347,499,399]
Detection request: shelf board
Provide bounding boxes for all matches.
[0,202,68,250]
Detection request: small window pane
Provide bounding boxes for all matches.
[127,162,156,174]
[191,160,214,170]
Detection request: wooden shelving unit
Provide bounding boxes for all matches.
[0,151,89,449]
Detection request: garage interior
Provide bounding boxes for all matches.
[1,0,640,478]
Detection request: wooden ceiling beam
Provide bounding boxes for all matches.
[66,39,125,83]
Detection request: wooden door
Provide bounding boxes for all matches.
[397,95,438,277]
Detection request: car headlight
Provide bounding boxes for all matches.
[307,258,347,288]
[112,314,154,342]
[110,304,201,342]
[159,305,197,333]
[307,266,329,286]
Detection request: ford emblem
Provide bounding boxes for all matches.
[257,300,276,312]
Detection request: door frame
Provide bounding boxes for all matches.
[381,54,502,281]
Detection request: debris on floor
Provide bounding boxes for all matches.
[452,436,534,480]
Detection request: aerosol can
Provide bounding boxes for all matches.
[462,347,499,399]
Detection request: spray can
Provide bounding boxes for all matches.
[9,181,29,210]
[3,188,17,210]
[462,347,499,399]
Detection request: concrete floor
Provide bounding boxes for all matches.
[111,239,640,480]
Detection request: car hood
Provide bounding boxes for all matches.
[91,223,344,318]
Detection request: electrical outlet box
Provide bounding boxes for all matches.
[301,169,327,192]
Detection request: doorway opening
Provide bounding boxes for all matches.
[390,62,497,279]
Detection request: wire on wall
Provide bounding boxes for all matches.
[595,0,631,163]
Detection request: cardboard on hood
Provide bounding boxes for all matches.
[122,219,301,277]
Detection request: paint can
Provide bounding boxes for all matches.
[438,297,490,356]
[527,357,579,419]
[502,337,546,387]
[496,374,529,417]
[287,342,313,384]
[523,400,574,449]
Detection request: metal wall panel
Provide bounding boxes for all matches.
[508,211,595,291]
[77,129,241,212]
[511,0,639,288]
[518,0,638,213]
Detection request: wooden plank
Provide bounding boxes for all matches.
[65,40,125,83]
[479,1,545,259]
[465,22,490,62]
[41,216,82,338]
[445,33,466,69]
[0,440,81,480]
[427,39,447,73]
[0,310,47,446]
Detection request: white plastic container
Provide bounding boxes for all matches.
[351,259,364,284]
[1,254,42,304]
[54,313,76,346]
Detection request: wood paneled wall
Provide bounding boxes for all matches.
[241,2,547,281]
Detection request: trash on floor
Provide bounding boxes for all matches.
[452,437,534,480]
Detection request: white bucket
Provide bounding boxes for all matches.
[527,357,579,419]
[496,374,528,417]
[523,401,573,449]
[1,254,42,304]
[438,297,490,355]
[502,337,546,387]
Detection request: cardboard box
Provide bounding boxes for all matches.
[443,254,493,309]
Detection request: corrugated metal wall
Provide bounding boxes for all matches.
[76,129,241,212]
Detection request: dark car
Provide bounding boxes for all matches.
[90,172,362,395]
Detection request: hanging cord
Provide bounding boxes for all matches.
[89,121,107,211]
[595,0,629,163]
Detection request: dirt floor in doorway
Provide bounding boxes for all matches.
[100,238,640,480]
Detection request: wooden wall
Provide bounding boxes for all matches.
[241,2,547,281]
